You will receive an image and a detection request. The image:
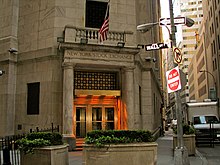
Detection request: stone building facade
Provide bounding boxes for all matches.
[188,0,220,102]
[0,0,162,149]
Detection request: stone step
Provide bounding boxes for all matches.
[75,138,85,151]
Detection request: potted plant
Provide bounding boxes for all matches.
[173,124,196,156]
[82,130,158,165]
[16,132,69,165]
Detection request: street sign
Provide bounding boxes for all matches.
[145,43,168,51]
[166,66,182,93]
[173,47,182,64]
[159,17,186,26]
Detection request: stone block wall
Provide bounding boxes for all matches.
[15,48,62,134]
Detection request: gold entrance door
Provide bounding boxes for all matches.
[92,106,115,131]
[75,106,116,138]
[75,106,87,138]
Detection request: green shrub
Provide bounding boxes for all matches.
[26,132,63,145]
[85,130,155,147]
[16,132,63,154]
[173,124,195,135]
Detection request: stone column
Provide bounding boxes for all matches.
[123,67,135,129]
[62,62,75,150]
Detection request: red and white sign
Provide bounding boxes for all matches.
[166,66,182,93]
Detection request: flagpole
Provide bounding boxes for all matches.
[104,0,110,19]
[99,0,110,43]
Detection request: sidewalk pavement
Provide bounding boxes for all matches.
[68,130,220,165]
[157,131,204,165]
[196,142,220,165]
[69,150,82,165]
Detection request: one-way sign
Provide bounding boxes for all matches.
[145,43,168,51]
[159,17,186,26]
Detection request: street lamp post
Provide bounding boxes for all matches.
[199,70,217,101]
[168,1,189,165]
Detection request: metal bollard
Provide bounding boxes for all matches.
[3,146,11,165]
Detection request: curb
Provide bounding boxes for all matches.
[195,149,208,165]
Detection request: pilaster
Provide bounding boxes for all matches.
[123,66,135,129]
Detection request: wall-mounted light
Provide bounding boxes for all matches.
[57,37,64,43]
[137,44,144,49]
[8,48,18,54]
[117,41,125,48]
[0,70,5,76]
[80,38,88,44]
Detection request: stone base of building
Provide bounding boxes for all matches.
[63,134,76,151]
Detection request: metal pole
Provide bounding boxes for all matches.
[168,0,189,164]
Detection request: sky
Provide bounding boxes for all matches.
[159,0,182,43]
[160,0,170,18]
[160,0,170,41]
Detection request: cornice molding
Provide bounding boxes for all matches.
[59,42,139,55]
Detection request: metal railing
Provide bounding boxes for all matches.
[0,135,23,165]
[195,123,220,147]
[29,123,59,133]
[0,123,59,165]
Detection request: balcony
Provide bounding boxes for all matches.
[63,25,133,46]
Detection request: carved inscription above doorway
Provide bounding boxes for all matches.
[65,50,133,62]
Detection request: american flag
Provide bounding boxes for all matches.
[99,2,109,42]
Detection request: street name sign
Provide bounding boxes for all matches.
[145,43,168,51]
[166,66,182,93]
[159,17,186,26]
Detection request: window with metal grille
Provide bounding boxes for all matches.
[27,82,40,115]
[86,0,108,28]
[74,71,119,90]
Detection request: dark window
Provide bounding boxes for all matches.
[27,82,40,115]
[153,93,156,115]
[139,86,142,115]
[218,35,220,50]
[17,124,22,130]
[86,0,108,28]
[193,117,201,124]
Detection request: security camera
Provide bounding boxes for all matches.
[145,57,152,61]
[145,57,157,63]
[0,70,5,76]
[8,48,18,53]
